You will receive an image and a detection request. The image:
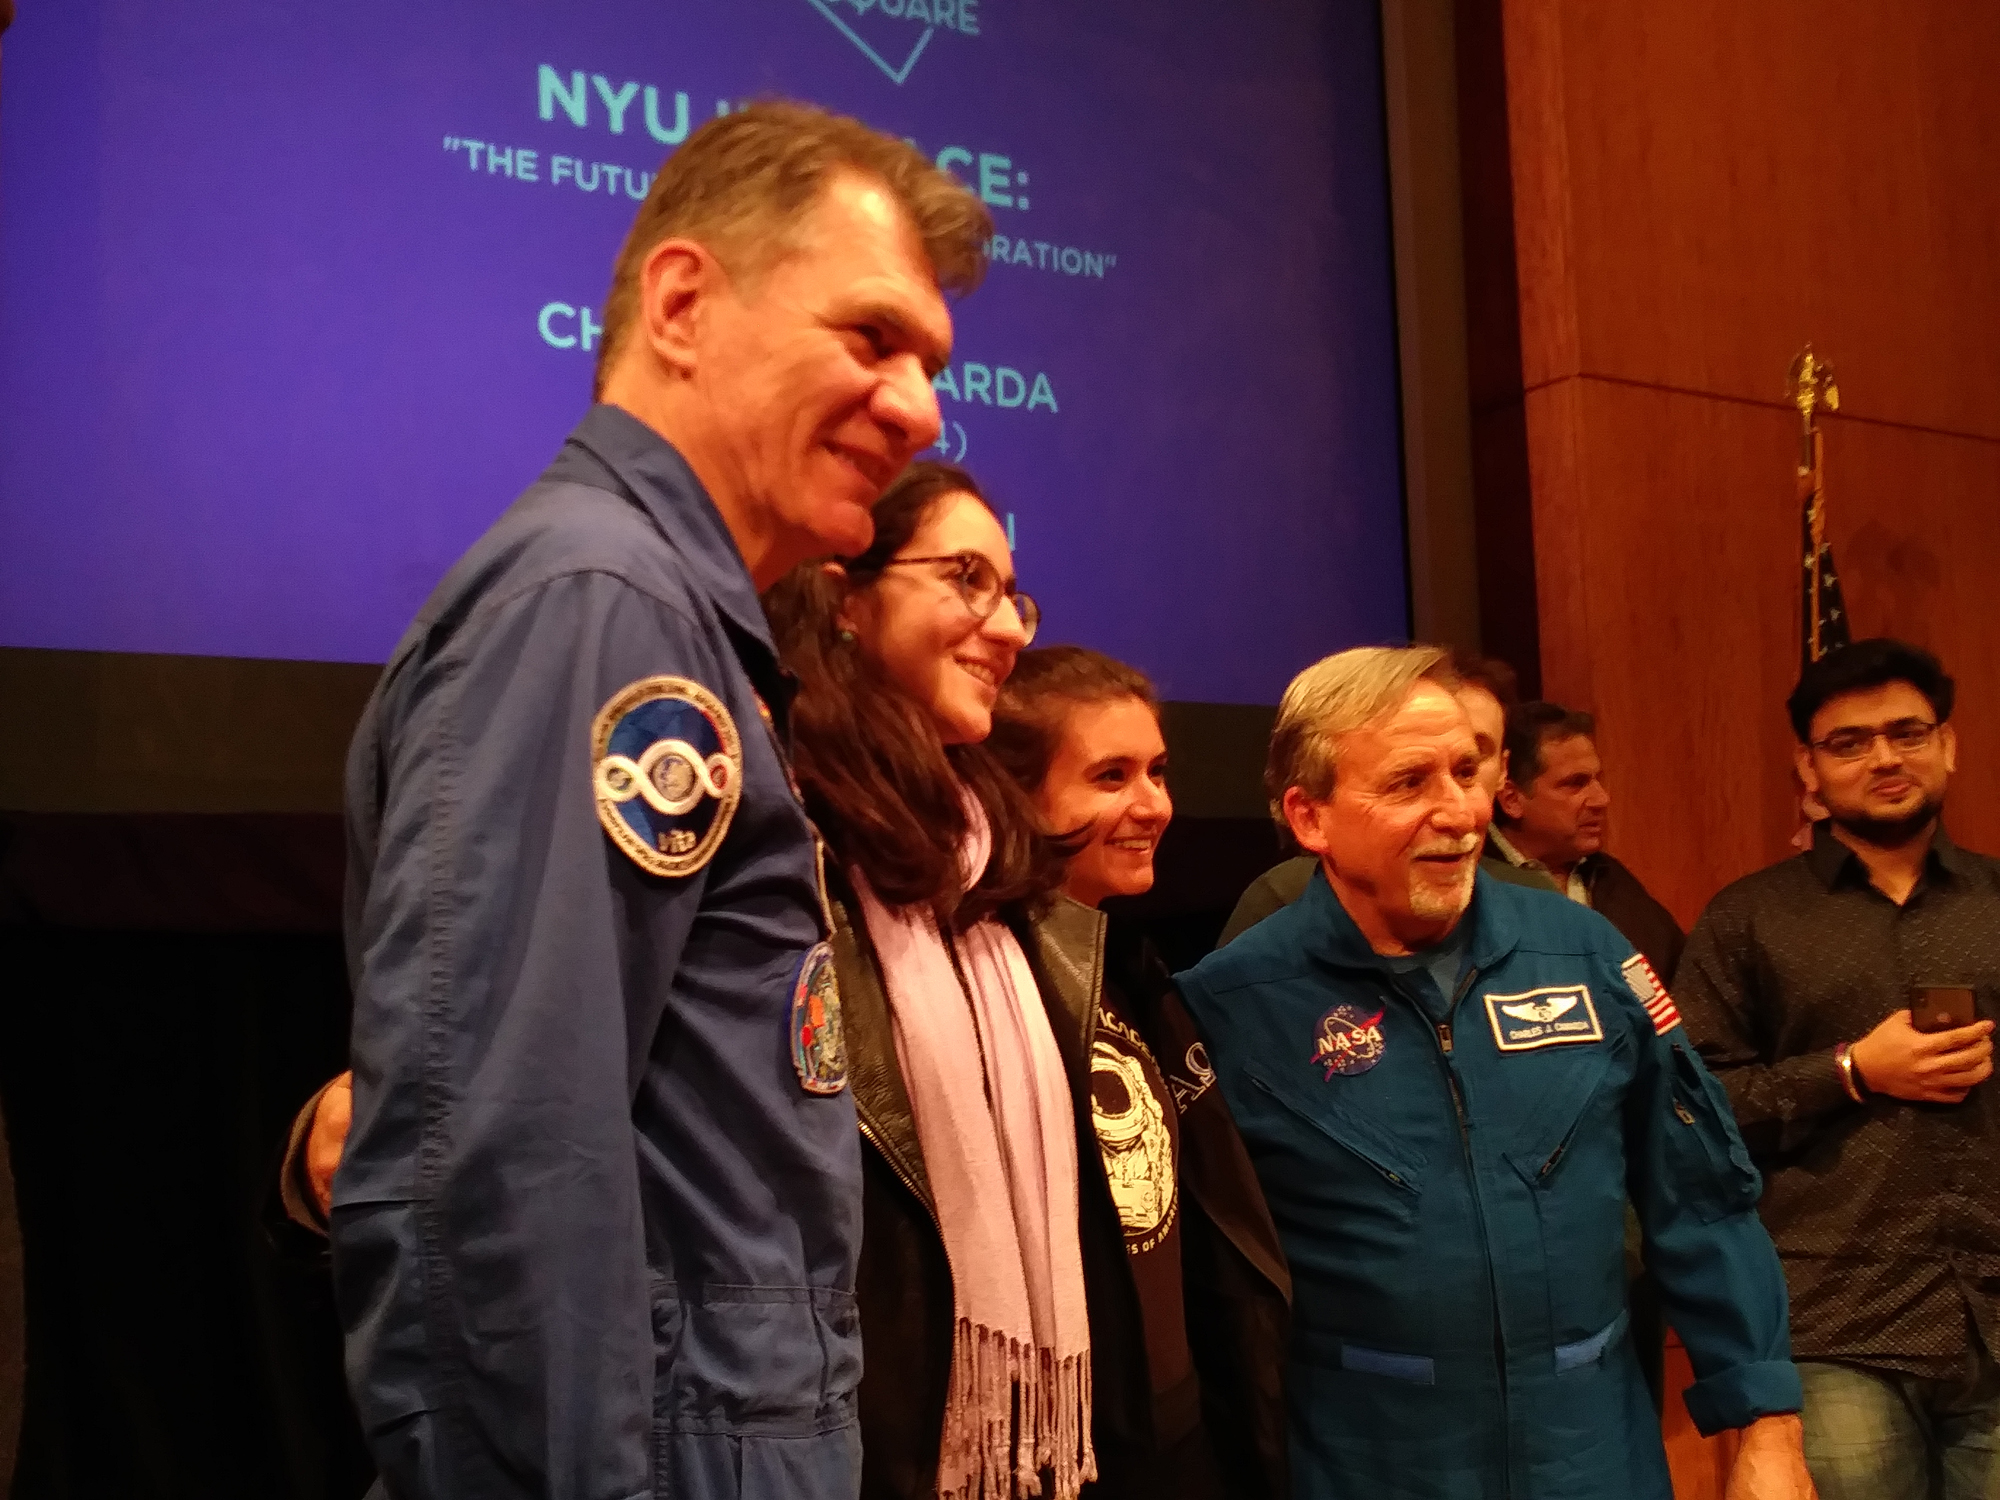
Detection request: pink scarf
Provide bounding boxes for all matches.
[852,795,1095,1500]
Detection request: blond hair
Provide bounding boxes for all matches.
[593,99,992,397]
[1263,645,1462,825]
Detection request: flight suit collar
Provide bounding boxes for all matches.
[567,403,775,655]
[1294,860,1521,976]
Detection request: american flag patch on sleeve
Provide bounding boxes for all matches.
[1621,953,1681,1035]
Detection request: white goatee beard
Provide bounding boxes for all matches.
[1408,860,1477,922]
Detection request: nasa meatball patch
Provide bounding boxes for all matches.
[1310,1003,1388,1079]
[1483,984,1604,1053]
[592,676,743,878]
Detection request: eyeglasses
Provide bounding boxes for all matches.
[1809,719,1940,761]
[877,551,1041,644]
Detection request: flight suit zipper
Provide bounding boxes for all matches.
[1408,964,1514,1499]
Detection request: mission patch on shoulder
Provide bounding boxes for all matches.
[790,941,847,1095]
[592,675,742,878]
[1484,984,1604,1052]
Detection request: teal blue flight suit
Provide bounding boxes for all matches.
[1174,868,1799,1499]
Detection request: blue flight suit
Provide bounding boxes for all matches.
[333,405,862,1500]
[1175,867,1800,1500]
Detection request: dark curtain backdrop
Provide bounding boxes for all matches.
[0,815,371,1499]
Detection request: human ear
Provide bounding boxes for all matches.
[638,238,717,378]
[1793,745,1821,798]
[1940,723,1958,774]
[829,566,871,642]
[1281,786,1333,857]
[1496,781,1526,821]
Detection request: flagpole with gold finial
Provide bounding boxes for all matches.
[1788,346,1840,663]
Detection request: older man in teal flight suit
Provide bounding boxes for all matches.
[1174,646,1816,1500]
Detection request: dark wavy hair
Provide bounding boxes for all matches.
[762,462,1066,927]
[1495,701,1596,828]
[988,646,1161,796]
[1787,638,1955,743]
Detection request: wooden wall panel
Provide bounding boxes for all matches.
[1475,0,2000,935]
[1527,380,1801,928]
[1524,378,2000,928]
[1506,0,2000,438]
[1822,417,2000,846]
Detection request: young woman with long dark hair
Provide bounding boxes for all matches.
[989,648,1290,1500]
[765,461,1093,1500]
[769,475,1287,1500]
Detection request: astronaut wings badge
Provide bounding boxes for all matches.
[1484,984,1604,1052]
[592,676,743,878]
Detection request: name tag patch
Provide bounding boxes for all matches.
[1483,985,1603,1052]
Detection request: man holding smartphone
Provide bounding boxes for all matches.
[1678,638,2000,1500]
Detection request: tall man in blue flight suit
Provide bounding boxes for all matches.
[332,104,990,1500]
[1173,646,1817,1499]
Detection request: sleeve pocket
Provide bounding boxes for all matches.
[1664,1043,1761,1222]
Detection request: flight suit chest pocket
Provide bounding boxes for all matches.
[1665,1043,1761,1222]
[1503,1048,1616,1190]
[1244,1063,1425,1225]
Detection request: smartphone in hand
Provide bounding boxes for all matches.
[1910,985,1978,1034]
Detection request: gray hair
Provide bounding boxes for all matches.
[594,100,992,399]
[1263,645,1462,825]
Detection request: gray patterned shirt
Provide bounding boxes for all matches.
[1677,822,2000,1378]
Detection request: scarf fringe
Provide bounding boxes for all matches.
[936,1317,1096,1500]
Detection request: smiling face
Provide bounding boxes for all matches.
[1797,680,1957,845]
[842,491,1027,744]
[1031,697,1173,909]
[1283,679,1489,955]
[672,171,953,574]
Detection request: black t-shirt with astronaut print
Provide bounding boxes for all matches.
[1092,981,1191,1398]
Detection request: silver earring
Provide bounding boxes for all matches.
[837,628,856,644]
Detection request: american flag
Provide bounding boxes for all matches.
[1621,954,1681,1036]
[1800,464,1852,672]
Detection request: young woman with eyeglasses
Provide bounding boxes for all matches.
[769,475,1286,1500]
[765,460,1092,1500]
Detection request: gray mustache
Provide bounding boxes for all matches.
[1415,837,1481,860]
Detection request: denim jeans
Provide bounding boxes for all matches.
[1799,1353,2000,1500]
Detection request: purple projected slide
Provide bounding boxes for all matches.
[0,0,1405,705]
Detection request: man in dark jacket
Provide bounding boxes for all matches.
[1490,701,1686,984]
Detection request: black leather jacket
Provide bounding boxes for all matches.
[836,890,1290,1500]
